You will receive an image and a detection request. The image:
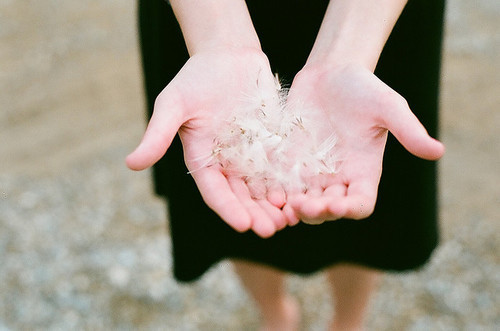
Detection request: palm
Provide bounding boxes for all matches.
[127,49,290,237]
[285,65,444,223]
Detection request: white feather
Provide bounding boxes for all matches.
[203,74,339,198]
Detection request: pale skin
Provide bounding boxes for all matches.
[285,0,444,224]
[127,0,290,238]
[127,0,445,329]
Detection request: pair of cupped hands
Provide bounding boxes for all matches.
[126,47,444,238]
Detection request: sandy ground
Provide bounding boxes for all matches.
[0,0,499,330]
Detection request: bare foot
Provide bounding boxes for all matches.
[260,296,300,331]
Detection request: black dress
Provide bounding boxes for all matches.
[138,0,446,282]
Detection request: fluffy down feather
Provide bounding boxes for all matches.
[195,75,339,198]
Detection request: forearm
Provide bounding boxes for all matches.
[307,0,408,71]
[170,0,261,55]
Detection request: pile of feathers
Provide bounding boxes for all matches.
[204,75,339,198]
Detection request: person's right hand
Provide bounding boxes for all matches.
[126,48,293,238]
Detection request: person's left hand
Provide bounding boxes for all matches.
[282,64,445,224]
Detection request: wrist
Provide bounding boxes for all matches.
[306,46,376,73]
[186,19,261,55]
[170,0,261,56]
[305,0,407,72]
[190,38,261,56]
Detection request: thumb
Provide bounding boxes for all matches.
[384,99,445,161]
[126,91,185,170]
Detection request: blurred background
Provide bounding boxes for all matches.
[0,0,498,330]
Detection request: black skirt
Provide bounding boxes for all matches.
[138,0,446,282]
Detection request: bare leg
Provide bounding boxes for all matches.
[327,264,381,331]
[232,259,300,331]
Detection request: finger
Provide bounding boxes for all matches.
[384,98,445,161]
[126,91,185,171]
[286,192,307,214]
[286,193,319,223]
[287,177,347,223]
[301,218,326,225]
[323,182,347,198]
[337,179,378,220]
[302,194,348,224]
[322,182,349,216]
[282,204,300,226]
[289,194,341,224]
[338,195,375,220]
[257,200,288,231]
[228,177,277,238]
[304,183,323,198]
[191,167,252,233]
[246,179,267,200]
[266,184,286,208]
